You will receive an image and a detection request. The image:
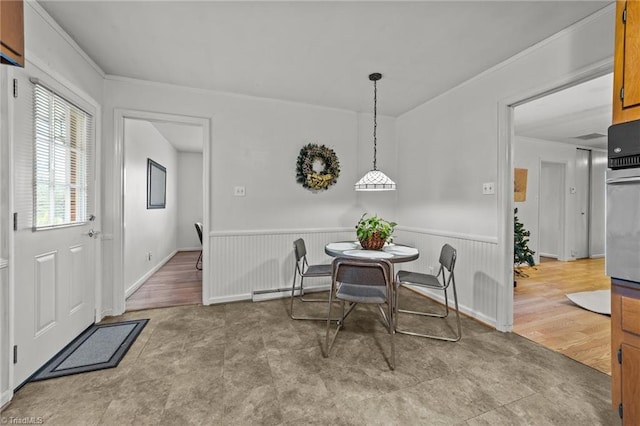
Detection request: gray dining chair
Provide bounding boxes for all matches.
[290,238,333,320]
[324,257,396,370]
[395,243,461,342]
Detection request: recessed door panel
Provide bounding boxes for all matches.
[34,252,57,336]
[69,245,85,314]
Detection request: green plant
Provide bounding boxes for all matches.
[356,213,397,244]
[514,208,535,277]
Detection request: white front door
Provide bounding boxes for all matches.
[11,67,97,386]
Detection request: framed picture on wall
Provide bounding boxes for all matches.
[147,158,166,209]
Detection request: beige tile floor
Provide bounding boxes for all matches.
[1,289,618,425]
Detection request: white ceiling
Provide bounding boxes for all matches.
[151,121,203,153]
[38,0,610,117]
[515,73,613,150]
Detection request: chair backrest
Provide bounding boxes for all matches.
[332,258,393,289]
[438,244,456,272]
[293,238,307,262]
[195,222,204,245]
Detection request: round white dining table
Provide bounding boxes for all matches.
[324,241,419,263]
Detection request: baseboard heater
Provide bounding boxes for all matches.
[252,284,330,302]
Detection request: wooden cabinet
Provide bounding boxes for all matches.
[611,280,640,425]
[0,0,24,67]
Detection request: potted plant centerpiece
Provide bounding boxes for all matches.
[356,213,397,250]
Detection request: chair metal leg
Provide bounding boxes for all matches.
[196,251,202,270]
[291,270,339,321]
[324,288,341,357]
[395,284,461,342]
[388,298,395,370]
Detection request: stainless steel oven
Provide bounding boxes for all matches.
[606,168,640,281]
[607,120,640,281]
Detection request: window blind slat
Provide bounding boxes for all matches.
[32,83,94,229]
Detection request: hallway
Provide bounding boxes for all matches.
[126,251,202,311]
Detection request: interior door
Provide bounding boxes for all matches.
[539,162,564,259]
[11,67,97,386]
[574,148,591,259]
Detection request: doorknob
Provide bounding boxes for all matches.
[86,229,101,238]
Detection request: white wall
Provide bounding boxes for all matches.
[101,77,374,307]
[395,8,614,326]
[177,152,203,249]
[514,136,577,263]
[124,119,178,295]
[514,136,607,263]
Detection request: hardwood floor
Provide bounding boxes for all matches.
[126,250,202,311]
[513,257,611,374]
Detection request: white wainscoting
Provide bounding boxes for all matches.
[208,227,501,327]
[209,228,354,304]
[394,227,500,327]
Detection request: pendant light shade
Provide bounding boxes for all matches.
[354,170,396,191]
[355,73,396,191]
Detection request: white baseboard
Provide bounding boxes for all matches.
[179,247,201,252]
[207,293,252,305]
[539,253,558,259]
[404,285,497,329]
[251,284,330,302]
[125,250,177,298]
[99,309,113,320]
[590,254,605,259]
[1,389,13,410]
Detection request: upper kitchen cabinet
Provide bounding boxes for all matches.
[0,0,24,67]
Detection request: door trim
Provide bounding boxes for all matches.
[113,109,211,315]
[496,58,612,332]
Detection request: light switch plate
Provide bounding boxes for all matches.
[482,182,495,195]
[234,186,246,197]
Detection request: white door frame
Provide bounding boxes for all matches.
[496,58,612,332]
[113,109,211,315]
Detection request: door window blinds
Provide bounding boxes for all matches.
[33,83,94,229]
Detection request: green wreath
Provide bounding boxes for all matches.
[296,143,340,191]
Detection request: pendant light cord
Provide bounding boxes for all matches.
[373,79,377,171]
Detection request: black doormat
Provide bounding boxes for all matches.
[30,319,148,382]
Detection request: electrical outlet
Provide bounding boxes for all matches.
[482,182,495,195]
[147,252,152,261]
[234,186,246,197]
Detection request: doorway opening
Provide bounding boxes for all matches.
[509,72,611,373]
[123,118,204,311]
[113,110,211,316]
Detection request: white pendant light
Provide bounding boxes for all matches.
[355,73,396,191]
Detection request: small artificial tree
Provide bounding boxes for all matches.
[514,208,535,278]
